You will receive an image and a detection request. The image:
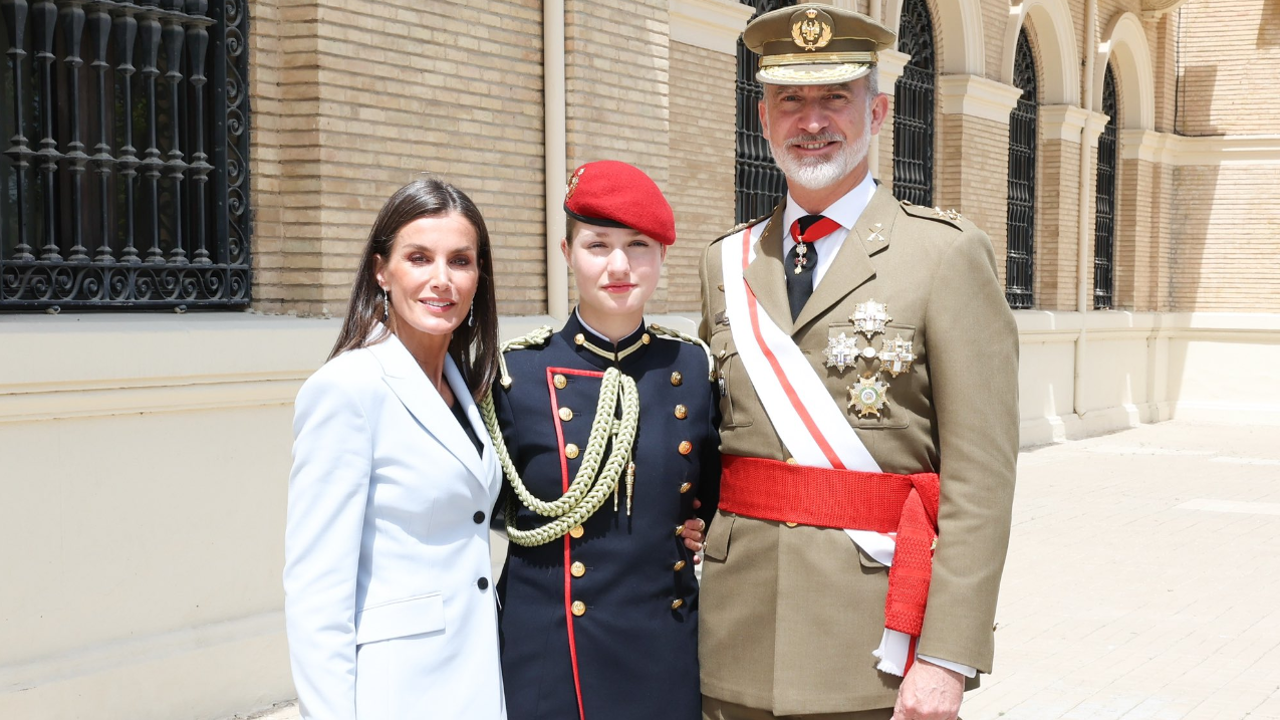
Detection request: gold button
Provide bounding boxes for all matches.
[678,441,692,455]
[785,457,798,465]
[570,561,586,578]
[641,333,651,345]
[674,525,685,537]
[785,521,799,528]
[564,443,579,459]
[674,404,687,420]
[554,374,567,389]
[571,600,587,616]
[671,598,684,610]
[717,284,724,291]
[559,407,574,422]
[679,482,692,494]
[574,333,585,346]
[569,525,584,539]
[673,560,687,572]
[670,371,683,386]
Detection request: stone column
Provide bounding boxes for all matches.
[936,74,1023,288]
[875,47,910,187]
[1035,105,1106,311]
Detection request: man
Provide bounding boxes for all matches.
[697,5,1018,720]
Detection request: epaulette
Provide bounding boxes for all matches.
[900,200,968,230]
[647,323,715,381]
[712,211,773,244]
[497,325,553,389]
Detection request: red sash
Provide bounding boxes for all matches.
[719,454,940,637]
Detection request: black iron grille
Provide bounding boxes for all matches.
[1093,64,1118,310]
[1005,30,1037,309]
[2,0,251,311]
[734,0,793,225]
[892,0,935,206]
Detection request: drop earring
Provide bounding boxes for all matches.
[382,289,390,323]
[467,304,475,327]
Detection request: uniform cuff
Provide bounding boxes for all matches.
[918,655,977,678]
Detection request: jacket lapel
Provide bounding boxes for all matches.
[792,186,900,332]
[742,204,792,335]
[370,336,487,490]
[444,359,501,498]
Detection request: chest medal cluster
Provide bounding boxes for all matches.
[822,299,916,418]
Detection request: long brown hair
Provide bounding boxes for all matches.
[329,178,500,402]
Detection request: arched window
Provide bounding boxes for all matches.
[1093,64,1119,309]
[893,0,936,206]
[734,0,794,224]
[1005,29,1038,309]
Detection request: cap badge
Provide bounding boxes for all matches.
[565,167,584,201]
[791,8,834,52]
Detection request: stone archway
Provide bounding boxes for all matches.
[1096,11,1156,130]
[1001,0,1081,106]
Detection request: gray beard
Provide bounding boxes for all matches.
[771,131,871,191]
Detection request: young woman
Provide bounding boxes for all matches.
[486,160,719,720]
[284,179,506,720]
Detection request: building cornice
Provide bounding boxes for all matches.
[937,74,1024,125]
[1119,130,1280,165]
[669,0,755,56]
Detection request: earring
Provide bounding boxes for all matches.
[382,289,389,323]
[467,304,475,327]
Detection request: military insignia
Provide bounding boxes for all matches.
[848,375,890,417]
[867,222,886,244]
[933,207,963,222]
[793,241,812,274]
[565,167,584,201]
[879,334,916,377]
[851,299,892,338]
[714,310,730,326]
[790,8,834,51]
[823,332,858,373]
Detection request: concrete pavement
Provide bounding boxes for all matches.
[243,420,1280,720]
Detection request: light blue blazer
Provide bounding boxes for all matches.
[284,331,506,720]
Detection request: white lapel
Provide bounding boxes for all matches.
[368,333,488,491]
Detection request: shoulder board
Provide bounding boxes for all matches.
[499,325,554,354]
[900,201,968,230]
[712,211,773,244]
[647,323,714,381]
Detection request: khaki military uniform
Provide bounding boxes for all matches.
[697,186,1019,715]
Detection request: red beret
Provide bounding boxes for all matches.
[563,160,676,245]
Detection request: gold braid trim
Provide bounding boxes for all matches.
[480,367,640,547]
[648,323,715,381]
[496,325,554,389]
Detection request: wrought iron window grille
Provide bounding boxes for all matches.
[1,0,251,311]
[892,0,935,207]
[1093,64,1118,310]
[734,0,793,225]
[1005,30,1037,310]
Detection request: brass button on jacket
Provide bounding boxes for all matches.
[569,525,585,539]
[553,373,568,389]
[678,440,693,455]
[670,598,684,610]
[670,371,683,386]
[674,525,685,537]
[673,560,687,572]
[564,443,580,459]
[571,600,587,617]
[679,481,692,494]
[674,404,688,420]
[570,561,586,578]
[785,521,799,528]
[559,407,574,422]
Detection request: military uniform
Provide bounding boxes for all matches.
[697,185,1019,715]
[493,312,719,720]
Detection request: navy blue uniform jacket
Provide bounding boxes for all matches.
[494,312,720,720]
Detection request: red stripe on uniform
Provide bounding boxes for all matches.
[546,366,600,720]
[739,227,846,470]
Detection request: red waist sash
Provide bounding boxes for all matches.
[718,454,941,636]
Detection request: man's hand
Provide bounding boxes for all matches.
[892,658,963,720]
[680,499,707,563]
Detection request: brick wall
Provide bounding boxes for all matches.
[250,0,547,316]
[668,42,738,312]
[936,113,1013,288]
[1178,0,1280,136]
[1037,138,1084,310]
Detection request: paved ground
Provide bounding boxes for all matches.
[243,420,1280,720]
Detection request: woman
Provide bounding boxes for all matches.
[486,160,719,720]
[284,179,505,720]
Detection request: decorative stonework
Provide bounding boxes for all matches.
[938,74,1024,125]
[669,0,755,55]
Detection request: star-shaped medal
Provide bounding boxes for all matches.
[851,299,892,338]
[848,375,890,417]
[878,334,916,377]
[823,332,857,373]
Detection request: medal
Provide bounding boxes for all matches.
[848,375,890,417]
[822,332,857,373]
[879,334,916,377]
[793,241,810,275]
[851,299,891,338]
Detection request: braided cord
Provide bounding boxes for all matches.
[497,325,554,388]
[648,323,715,379]
[479,368,640,547]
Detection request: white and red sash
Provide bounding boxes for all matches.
[719,221,917,676]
